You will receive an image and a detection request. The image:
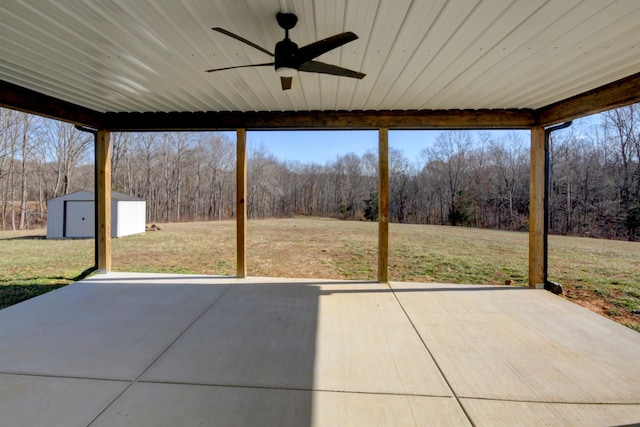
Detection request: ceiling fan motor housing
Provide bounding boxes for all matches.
[275,38,299,70]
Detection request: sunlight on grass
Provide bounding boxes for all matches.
[1,218,638,331]
[0,230,94,308]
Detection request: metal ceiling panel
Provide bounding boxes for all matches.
[0,0,638,114]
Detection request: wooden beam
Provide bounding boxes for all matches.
[0,80,105,128]
[96,129,111,273]
[105,109,536,131]
[1,79,534,131]
[236,128,247,278]
[5,70,640,131]
[378,128,389,283]
[529,126,545,288]
[536,72,640,126]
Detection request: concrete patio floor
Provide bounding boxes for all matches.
[0,272,639,426]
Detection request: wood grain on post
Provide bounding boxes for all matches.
[529,126,545,288]
[236,129,247,278]
[96,129,111,273]
[378,128,389,283]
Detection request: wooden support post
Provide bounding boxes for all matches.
[378,128,389,283]
[236,128,247,278]
[96,129,111,273]
[529,126,545,288]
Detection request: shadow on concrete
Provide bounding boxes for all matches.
[95,281,321,426]
[0,283,67,310]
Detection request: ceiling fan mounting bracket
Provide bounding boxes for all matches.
[276,13,298,31]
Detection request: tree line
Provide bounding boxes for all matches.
[1,104,639,240]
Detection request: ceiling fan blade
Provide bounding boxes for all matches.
[280,76,293,90]
[296,32,358,64]
[206,63,274,73]
[298,61,365,79]
[212,27,274,57]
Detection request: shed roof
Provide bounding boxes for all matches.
[51,191,144,202]
[1,0,639,129]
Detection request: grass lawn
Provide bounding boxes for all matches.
[1,217,638,331]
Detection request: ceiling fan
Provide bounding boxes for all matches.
[207,12,366,90]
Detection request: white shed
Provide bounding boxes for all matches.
[46,191,146,239]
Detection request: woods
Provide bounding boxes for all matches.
[1,104,639,240]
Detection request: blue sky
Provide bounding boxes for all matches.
[220,129,529,164]
[216,114,601,164]
[247,130,438,163]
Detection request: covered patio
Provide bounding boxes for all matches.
[0,272,639,426]
[1,1,640,425]
[2,0,640,287]
[2,0,640,285]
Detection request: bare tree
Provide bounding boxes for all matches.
[247,144,284,218]
[40,120,92,197]
[604,105,640,239]
[487,132,528,229]
[18,113,35,229]
[422,131,474,225]
[0,109,19,229]
[389,148,417,223]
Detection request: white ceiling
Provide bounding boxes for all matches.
[1,0,639,114]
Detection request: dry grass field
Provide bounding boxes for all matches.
[1,217,638,331]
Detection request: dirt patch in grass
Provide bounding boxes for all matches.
[565,287,640,332]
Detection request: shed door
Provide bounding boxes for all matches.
[65,201,94,238]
